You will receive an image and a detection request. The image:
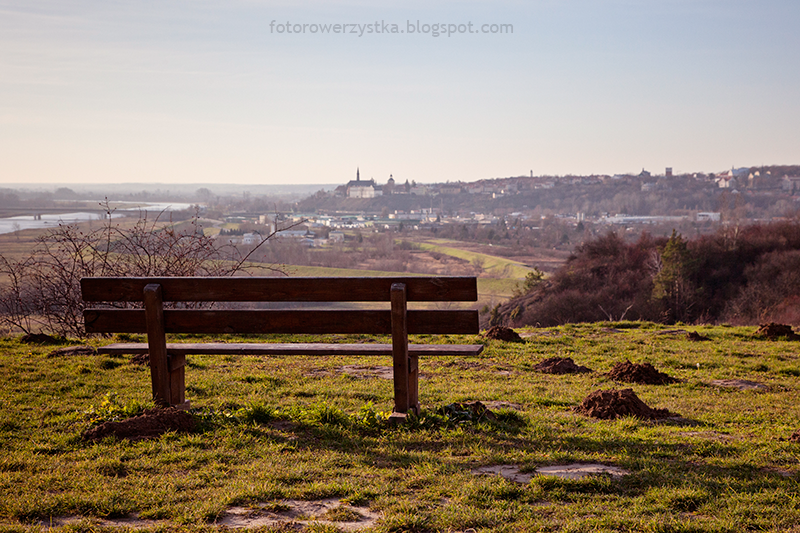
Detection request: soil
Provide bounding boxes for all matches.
[439,401,497,421]
[20,333,63,345]
[130,353,150,365]
[686,331,711,342]
[483,326,523,342]
[473,463,629,483]
[47,345,97,358]
[790,430,800,443]
[532,357,592,374]
[82,407,197,442]
[575,388,675,420]
[755,323,800,340]
[710,379,768,391]
[607,360,678,385]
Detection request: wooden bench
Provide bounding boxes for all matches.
[81,276,484,417]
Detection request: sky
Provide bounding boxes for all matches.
[1,0,799,186]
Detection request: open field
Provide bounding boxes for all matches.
[416,240,534,279]
[287,265,521,303]
[2,323,800,531]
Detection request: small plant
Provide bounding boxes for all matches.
[84,392,147,425]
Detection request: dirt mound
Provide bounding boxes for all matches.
[47,345,97,358]
[439,401,497,422]
[608,360,678,385]
[790,430,800,443]
[532,357,592,374]
[575,388,674,420]
[755,323,800,340]
[83,407,196,442]
[686,331,711,342]
[483,326,523,342]
[20,333,63,345]
[130,353,150,365]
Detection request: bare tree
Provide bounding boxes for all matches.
[0,202,300,337]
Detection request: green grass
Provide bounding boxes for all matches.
[286,265,521,301]
[418,239,534,278]
[2,324,800,531]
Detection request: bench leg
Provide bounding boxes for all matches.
[168,354,187,406]
[390,283,419,416]
[144,284,171,406]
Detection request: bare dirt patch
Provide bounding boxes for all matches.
[473,463,629,483]
[473,464,533,484]
[435,360,515,377]
[482,400,523,411]
[532,357,592,374]
[29,515,163,530]
[535,463,629,480]
[656,329,688,336]
[789,430,800,443]
[575,388,675,420]
[306,365,395,380]
[607,361,678,385]
[20,333,62,345]
[47,345,97,358]
[687,331,711,342]
[217,499,380,531]
[678,431,735,441]
[82,407,197,442]
[439,401,497,422]
[483,326,523,342]
[754,323,800,340]
[710,379,769,391]
[130,352,150,365]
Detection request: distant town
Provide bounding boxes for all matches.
[2,165,799,250]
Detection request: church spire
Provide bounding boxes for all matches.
[356,167,360,182]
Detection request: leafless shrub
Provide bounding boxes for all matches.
[0,203,295,337]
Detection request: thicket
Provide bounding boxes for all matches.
[0,207,285,337]
[498,220,800,326]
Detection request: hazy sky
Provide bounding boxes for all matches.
[2,1,799,186]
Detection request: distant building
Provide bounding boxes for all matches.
[346,168,382,198]
[697,212,721,222]
[783,175,800,192]
[665,167,673,177]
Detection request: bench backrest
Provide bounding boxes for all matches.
[82,276,479,335]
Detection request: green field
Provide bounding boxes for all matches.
[287,265,521,301]
[417,240,533,279]
[2,323,800,531]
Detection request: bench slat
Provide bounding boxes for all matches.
[84,309,479,335]
[81,277,478,303]
[97,342,485,357]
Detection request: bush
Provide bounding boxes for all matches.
[498,220,800,326]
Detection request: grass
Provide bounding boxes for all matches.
[2,324,800,531]
[286,265,521,302]
[418,239,534,279]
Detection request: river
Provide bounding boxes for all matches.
[0,202,195,235]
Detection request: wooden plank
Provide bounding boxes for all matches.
[81,276,478,303]
[97,342,485,357]
[169,364,185,405]
[391,283,412,414]
[84,309,479,335]
[143,284,171,406]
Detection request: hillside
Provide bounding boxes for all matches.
[495,221,800,327]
